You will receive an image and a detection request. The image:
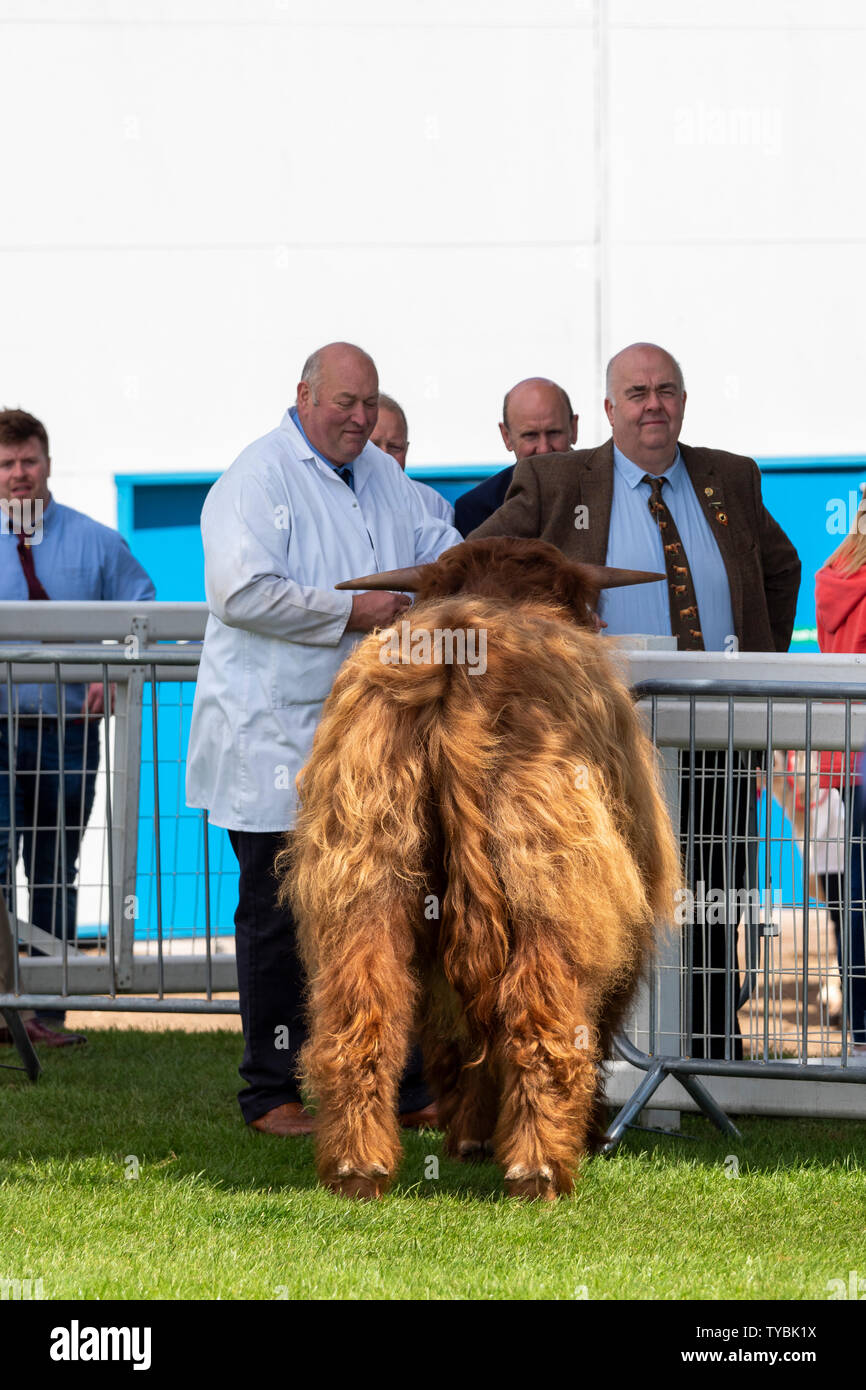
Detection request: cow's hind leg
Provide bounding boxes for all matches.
[440,1055,499,1163]
[492,934,599,1200]
[416,971,499,1161]
[305,907,416,1200]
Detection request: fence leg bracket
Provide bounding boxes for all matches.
[0,1008,41,1082]
[669,1069,742,1139]
[604,1035,742,1153]
[601,1059,668,1154]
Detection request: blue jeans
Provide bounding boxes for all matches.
[0,720,99,1022]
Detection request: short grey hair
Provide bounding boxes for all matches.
[299,348,326,404]
[605,343,685,401]
[377,393,407,434]
[297,341,376,406]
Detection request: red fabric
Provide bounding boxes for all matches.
[815,561,866,653]
[817,750,857,789]
[815,561,866,787]
[16,535,50,601]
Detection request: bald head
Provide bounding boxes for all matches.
[605,343,684,401]
[500,378,578,461]
[296,341,379,466]
[604,343,687,475]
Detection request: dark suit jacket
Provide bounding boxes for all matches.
[455,467,515,537]
[468,438,801,652]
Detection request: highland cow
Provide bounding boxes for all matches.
[278,537,681,1200]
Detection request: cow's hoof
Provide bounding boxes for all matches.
[504,1164,558,1201]
[329,1164,389,1200]
[457,1138,495,1163]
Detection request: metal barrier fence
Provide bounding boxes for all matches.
[606,674,866,1145]
[2,606,865,1132]
[0,604,234,1076]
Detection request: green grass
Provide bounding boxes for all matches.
[0,1031,863,1300]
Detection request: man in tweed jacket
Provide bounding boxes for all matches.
[470,342,801,1057]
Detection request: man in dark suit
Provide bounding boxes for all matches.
[454,377,578,536]
[470,342,801,1058]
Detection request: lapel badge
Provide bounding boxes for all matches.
[704,487,714,496]
[716,511,729,526]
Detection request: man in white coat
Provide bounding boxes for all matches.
[186,342,463,1135]
[371,392,456,525]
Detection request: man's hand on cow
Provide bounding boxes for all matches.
[589,609,607,633]
[346,590,413,633]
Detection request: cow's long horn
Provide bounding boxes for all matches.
[335,565,428,591]
[335,562,665,592]
[576,564,665,589]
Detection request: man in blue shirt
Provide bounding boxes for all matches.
[0,409,155,1048]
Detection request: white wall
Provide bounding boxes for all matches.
[1,0,864,527]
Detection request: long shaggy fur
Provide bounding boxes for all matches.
[278,538,681,1199]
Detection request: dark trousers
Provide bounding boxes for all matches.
[680,751,755,1060]
[0,721,99,1024]
[228,829,431,1124]
[845,788,866,1045]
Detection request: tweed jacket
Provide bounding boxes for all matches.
[455,465,515,537]
[468,438,801,652]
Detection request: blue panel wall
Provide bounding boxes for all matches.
[114,456,865,938]
[756,458,866,651]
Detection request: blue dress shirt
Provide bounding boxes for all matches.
[599,445,735,651]
[0,497,155,714]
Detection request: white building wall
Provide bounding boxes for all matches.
[1,0,864,527]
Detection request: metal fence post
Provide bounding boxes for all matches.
[111,616,148,990]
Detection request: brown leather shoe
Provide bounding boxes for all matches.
[20,1019,87,1048]
[249,1102,316,1136]
[399,1101,439,1130]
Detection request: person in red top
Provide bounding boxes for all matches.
[815,497,866,1054]
[816,501,866,651]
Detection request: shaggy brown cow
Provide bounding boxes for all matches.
[278,537,681,1200]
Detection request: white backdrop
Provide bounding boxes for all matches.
[1,0,864,526]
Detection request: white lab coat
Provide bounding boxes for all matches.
[411,477,455,526]
[185,411,463,831]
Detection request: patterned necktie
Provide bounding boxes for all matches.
[16,533,50,601]
[642,474,704,651]
[336,466,354,492]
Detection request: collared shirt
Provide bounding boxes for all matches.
[288,406,454,522]
[599,445,735,651]
[185,410,463,832]
[0,498,156,714]
[288,405,352,478]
